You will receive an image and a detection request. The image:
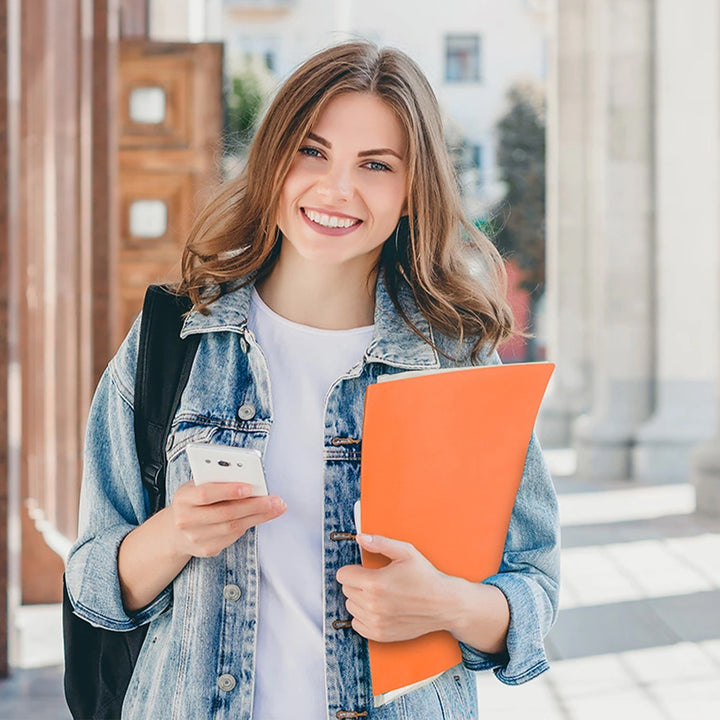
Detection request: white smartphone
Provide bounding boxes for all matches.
[186,443,268,496]
[354,500,362,534]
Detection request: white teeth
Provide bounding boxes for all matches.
[305,209,357,228]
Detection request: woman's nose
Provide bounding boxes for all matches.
[316,165,353,203]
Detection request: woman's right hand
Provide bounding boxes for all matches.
[119,481,285,612]
[168,481,286,558]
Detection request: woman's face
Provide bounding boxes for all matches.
[275,92,408,276]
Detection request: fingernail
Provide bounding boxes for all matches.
[358,533,372,544]
[271,497,285,511]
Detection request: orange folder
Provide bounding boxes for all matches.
[359,361,555,697]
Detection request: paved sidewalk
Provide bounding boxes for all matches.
[476,450,720,719]
[2,450,720,719]
[0,603,68,719]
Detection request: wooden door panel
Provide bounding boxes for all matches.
[120,56,192,147]
[117,40,223,347]
[119,170,194,252]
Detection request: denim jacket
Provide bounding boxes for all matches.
[66,277,560,720]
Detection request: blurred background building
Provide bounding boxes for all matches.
[220,0,548,210]
[0,0,719,707]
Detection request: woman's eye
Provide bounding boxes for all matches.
[299,146,324,158]
[365,160,391,172]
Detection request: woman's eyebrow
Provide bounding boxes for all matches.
[306,132,403,160]
[358,148,403,160]
[307,132,331,147]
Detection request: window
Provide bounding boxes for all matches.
[445,35,481,82]
[129,200,168,239]
[471,144,483,173]
[470,144,484,190]
[232,34,279,75]
[458,143,484,193]
[128,87,166,124]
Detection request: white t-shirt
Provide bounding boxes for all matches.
[248,288,374,720]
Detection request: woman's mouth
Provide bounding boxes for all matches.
[301,208,362,235]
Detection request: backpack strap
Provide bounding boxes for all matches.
[133,285,200,515]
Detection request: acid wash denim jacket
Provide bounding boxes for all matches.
[66,276,560,720]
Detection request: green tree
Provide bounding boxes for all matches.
[491,82,546,358]
[225,72,263,154]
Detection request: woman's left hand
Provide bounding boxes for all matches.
[335,534,453,643]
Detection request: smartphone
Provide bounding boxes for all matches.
[354,500,362,533]
[186,443,268,496]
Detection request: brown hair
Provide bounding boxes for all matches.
[177,41,516,359]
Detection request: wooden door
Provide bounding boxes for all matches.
[117,40,223,346]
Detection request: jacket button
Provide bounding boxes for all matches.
[237,403,256,421]
[223,584,242,602]
[217,673,236,692]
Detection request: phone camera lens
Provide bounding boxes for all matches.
[218,460,230,467]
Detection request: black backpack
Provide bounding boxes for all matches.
[62,285,200,720]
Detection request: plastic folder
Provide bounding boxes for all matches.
[359,361,555,699]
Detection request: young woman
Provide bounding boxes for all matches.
[66,41,560,719]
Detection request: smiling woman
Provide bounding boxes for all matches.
[65,40,560,720]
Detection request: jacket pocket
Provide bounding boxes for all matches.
[166,422,219,464]
[164,423,221,502]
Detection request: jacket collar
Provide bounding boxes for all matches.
[180,274,440,371]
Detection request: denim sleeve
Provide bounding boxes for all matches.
[65,316,172,631]
[458,432,560,684]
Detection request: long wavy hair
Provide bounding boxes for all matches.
[177,41,516,359]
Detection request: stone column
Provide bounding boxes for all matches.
[540,0,593,448]
[691,0,720,516]
[572,0,655,481]
[633,0,720,481]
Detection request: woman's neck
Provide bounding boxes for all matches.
[255,257,377,330]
